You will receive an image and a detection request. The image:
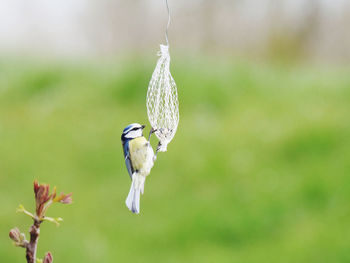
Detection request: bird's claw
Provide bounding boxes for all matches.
[148,127,157,141]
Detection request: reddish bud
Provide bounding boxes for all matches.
[34,180,40,194]
[34,181,52,217]
[53,192,73,204]
[33,180,72,218]
[43,252,53,263]
[9,227,21,242]
[60,193,72,204]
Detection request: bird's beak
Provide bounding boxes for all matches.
[141,125,146,129]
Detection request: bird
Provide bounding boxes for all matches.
[121,123,155,214]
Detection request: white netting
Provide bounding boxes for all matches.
[146,44,179,152]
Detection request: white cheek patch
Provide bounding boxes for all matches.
[125,130,142,139]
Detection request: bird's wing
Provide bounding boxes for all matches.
[123,140,134,179]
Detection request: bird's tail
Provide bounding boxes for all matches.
[125,173,145,214]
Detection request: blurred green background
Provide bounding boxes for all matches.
[1,56,350,262]
[1,0,350,262]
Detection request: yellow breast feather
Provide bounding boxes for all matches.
[129,137,149,171]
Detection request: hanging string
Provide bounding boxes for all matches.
[165,0,171,46]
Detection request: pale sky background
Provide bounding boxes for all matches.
[0,0,349,62]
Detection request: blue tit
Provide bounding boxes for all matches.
[121,123,155,214]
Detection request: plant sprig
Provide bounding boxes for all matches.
[9,180,72,263]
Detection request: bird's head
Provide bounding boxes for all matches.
[122,123,145,140]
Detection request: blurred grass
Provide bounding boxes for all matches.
[0,56,350,263]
